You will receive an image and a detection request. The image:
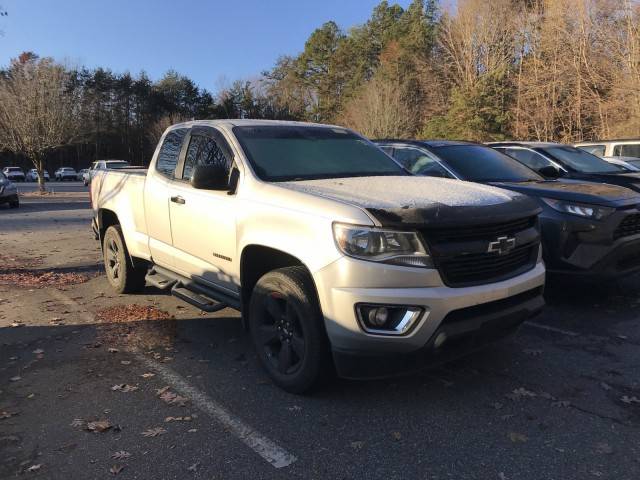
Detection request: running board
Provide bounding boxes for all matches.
[171,285,228,313]
[145,269,177,290]
[146,265,236,313]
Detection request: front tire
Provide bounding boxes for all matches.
[102,225,147,294]
[9,196,19,208]
[248,266,332,394]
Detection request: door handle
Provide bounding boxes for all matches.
[170,195,185,205]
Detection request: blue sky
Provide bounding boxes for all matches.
[0,0,412,93]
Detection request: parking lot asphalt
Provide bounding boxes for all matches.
[1,195,639,479]
[15,181,89,194]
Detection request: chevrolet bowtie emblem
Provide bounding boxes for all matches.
[488,236,516,255]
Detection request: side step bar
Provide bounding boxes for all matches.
[171,285,227,313]
[145,265,241,312]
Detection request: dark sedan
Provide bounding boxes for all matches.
[488,141,640,193]
[375,139,640,277]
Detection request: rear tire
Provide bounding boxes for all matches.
[248,266,332,394]
[102,225,147,294]
[8,196,19,208]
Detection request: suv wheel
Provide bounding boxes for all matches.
[9,196,19,208]
[102,225,147,294]
[249,266,331,394]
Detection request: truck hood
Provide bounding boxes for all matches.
[280,176,540,228]
[489,179,640,207]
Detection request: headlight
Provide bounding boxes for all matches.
[541,198,614,220]
[333,223,433,268]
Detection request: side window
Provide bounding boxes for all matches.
[615,144,640,159]
[183,134,232,182]
[379,146,394,155]
[502,148,553,170]
[393,147,453,178]
[579,145,605,156]
[156,128,188,178]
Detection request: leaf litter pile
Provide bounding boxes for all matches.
[0,270,89,288]
[95,304,177,351]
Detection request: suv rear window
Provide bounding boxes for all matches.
[577,145,606,156]
[613,144,640,159]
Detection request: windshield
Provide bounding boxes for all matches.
[233,125,406,181]
[540,146,625,173]
[430,145,543,182]
[108,161,129,169]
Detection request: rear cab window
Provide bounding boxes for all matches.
[156,128,188,178]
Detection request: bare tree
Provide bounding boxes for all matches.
[339,73,416,138]
[0,57,81,192]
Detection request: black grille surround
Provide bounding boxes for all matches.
[614,213,640,240]
[422,216,540,288]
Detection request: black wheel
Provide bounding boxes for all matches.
[9,196,19,208]
[102,225,147,294]
[249,266,332,393]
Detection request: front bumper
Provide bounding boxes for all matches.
[313,256,545,377]
[540,207,640,277]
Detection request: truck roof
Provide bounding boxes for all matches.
[167,119,346,131]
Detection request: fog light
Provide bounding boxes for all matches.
[356,304,423,336]
[368,307,389,327]
[433,332,447,349]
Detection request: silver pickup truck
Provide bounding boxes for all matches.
[91,120,545,392]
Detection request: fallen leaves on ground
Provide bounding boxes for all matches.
[9,376,21,382]
[141,372,155,378]
[110,465,125,475]
[391,431,402,441]
[165,416,192,422]
[111,384,139,393]
[0,270,89,288]
[111,451,131,460]
[350,441,364,450]
[26,464,41,472]
[156,386,188,406]
[0,253,44,269]
[506,387,537,401]
[86,420,112,433]
[141,427,167,437]
[95,305,173,323]
[621,395,640,404]
[508,432,528,443]
[0,410,19,420]
[95,305,177,350]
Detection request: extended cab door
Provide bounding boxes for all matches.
[167,126,239,294]
[143,127,189,268]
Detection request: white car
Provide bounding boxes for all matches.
[26,169,50,182]
[54,167,77,181]
[77,169,90,182]
[575,139,640,159]
[90,119,545,393]
[2,167,25,182]
[85,160,130,185]
[0,171,19,208]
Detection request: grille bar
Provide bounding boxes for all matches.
[423,216,539,287]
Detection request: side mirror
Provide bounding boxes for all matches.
[537,165,563,179]
[190,164,229,190]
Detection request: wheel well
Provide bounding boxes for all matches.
[99,209,119,241]
[240,246,315,324]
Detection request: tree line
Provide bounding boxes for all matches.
[1,0,639,189]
